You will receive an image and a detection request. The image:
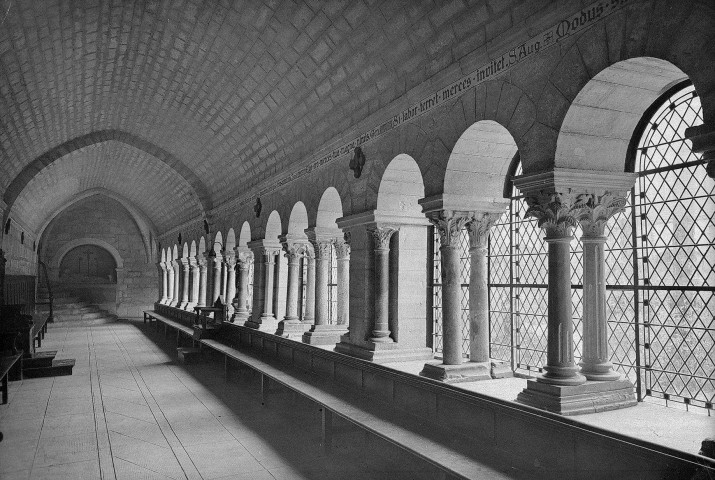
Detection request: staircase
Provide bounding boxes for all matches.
[36,290,117,325]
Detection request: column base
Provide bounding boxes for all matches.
[179,302,189,310]
[184,302,196,312]
[419,361,491,383]
[334,341,433,364]
[275,320,305,339]
[516,378,637,415]
[302,324,348,345]
[490,359,514,379]
[231,309,249,323]
[244,316,278,332]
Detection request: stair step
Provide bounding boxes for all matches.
[23,351,57,368]
[23,358,75,378]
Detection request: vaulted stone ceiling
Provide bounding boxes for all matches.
[0,0,493,234]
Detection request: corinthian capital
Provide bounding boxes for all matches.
[467,212,502,251]
[428,210,471,248]
[572,191,629,237]
[368,226,397,250]
[282,241,312,261]
[334,234,351,259]
[523,189,583,239]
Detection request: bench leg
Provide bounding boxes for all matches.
[1,374,8,404]
[224,356,229,383]
[176,330,180,347]
[37,335,41,348]
[261,374,267,405]
[143,312,147,324]
[321,408,333,454]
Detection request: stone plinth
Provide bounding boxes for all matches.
[516,378,637,415]
[334,341,432,364]
[275,321,305,340]
[420,361,491,383]
[302,324,347,345]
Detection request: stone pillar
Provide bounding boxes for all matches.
[179,258,190,309]
[276,239,310,339]
[467,212,511,378]
[302,251,316,327]
[224,253,236,316]
[168,260,178,307]
[187,257,199,311]
[575,193,628,381]
[334,234,350,327]
[303,232,346,345]
[420,211,491,383]
[514,173,637,414]
[529,193,585,387]
[197,255,208,307]
[221,253,230,304]
[232,250,252,322]
[368,226,396,343]
[159,262,168,304]
[211,252,223,305]
[245,242,281,332]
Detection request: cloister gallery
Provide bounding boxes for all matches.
[0,0,713,479]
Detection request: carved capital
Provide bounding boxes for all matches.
[283,241,312,262]
[523,189,582,239]
[334,237,351,259]
[428,210,471,248]
[311,239,333,260]
[223,252,236,269]
[572,191,629,238]
[196,256,207,269]
[467,212,502,251]
[368,226,397,250]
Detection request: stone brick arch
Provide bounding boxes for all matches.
[533,1,715,173]
[376,154,425,217]
[225,228,236,253]
[314,188,344,231]
[264,211,282,243]
[3,130,213,218]
[237,222,251,248]
[288,202,309,238]
[189,241,197,258]
[52,238,124,271]
[555,57,689,172]
[182,243,189,259]
[442,120,518,211]
[36,189,157,264]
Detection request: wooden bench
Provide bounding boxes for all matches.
[198,337,518,480]
[144,310,195,346]
[32,314,49,349]
[1,354,22,404]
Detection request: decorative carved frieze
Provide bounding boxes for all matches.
[310,239,333,260]
[282,241,312,262]
[467,212,502,251]
[368,226,397,250]
[427,211,471,248]
[572,192,629,238]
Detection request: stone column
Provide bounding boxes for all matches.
[302,250,316,327]
[276,240,310,338]
[527,192,585,386]
[334,234,351,327]
[224,253,236,316]
[232,250,252,322]
[187,257,199,311]
[211,252,223,305]
[368,226,397,343]
[222,254,230,304]
[303,233,346,345]
[197,255,208,307]
[179,258,190,309]
[245,242,281,332]
[420,212,492,383]
[167,260,177,307]
[575,193,628,381]
[159,262,168,304]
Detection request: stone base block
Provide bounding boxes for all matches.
[419,361,491,383]
[490,359,513,379]
[516,378,637,415]
[244,317,278,333]
[275,320,305,339]
[334,341,433,363]
[302,324,348,345]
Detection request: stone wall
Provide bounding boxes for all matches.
[40,195,157,318]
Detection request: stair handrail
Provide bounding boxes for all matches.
[37,260,53,323]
